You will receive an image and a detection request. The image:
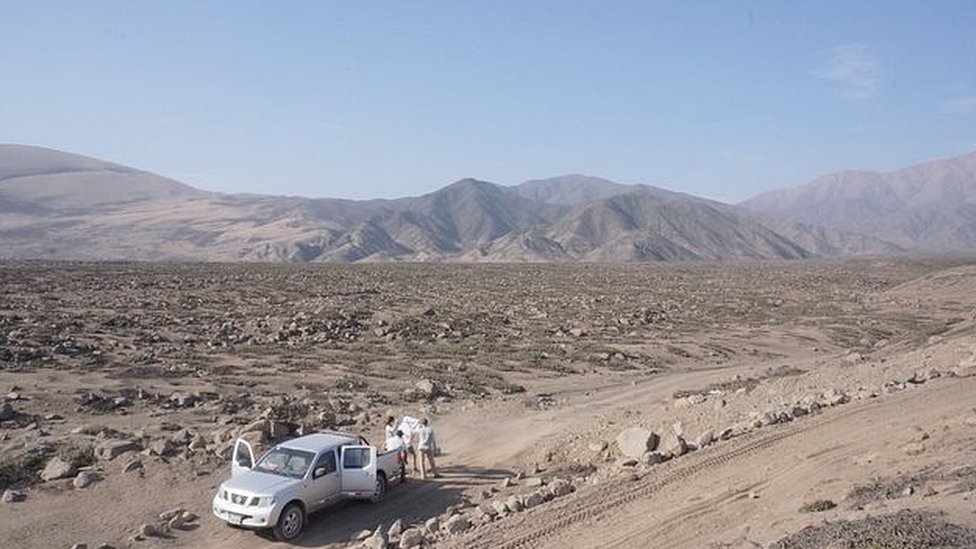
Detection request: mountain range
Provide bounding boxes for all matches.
[2,144,974,262]
[740,150,976,252]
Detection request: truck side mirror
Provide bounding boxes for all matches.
[314,466,326,479]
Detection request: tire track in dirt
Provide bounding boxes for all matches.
[445,398,883,549]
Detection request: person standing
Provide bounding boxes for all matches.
[385,429,408,483]
[415,417,439,479]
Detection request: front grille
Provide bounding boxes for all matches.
[230,492,248,505]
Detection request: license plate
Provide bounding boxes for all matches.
[227,512,245,525]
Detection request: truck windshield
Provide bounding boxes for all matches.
[253,447,316,479]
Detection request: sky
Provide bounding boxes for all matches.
[1,1,975,203]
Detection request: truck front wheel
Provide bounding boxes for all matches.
[273,502,305,541]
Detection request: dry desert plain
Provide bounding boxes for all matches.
[3,259,976,548]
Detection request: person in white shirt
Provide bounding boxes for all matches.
[385,429,408,483]
[414,417,439,479]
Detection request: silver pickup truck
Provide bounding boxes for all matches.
[212,431,402,541]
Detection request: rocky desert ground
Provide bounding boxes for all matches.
[3,258,976,549]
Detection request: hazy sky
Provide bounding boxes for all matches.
[2,1,975,202]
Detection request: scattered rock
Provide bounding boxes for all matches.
[902,442,926,456]
[73,471,99,489]
[122,459,143,474]
[524,477,544,487]
[354,529,372,541]
[2,489,26,503]
[424,516,440,534]
[615,427,659,459]
[674,394,707,408]
[95,439,140,461]
[159,507,184,522]
[616,457,638,468]
[139,523,162,538]
[0,401,13,421]
[641,451,666,465]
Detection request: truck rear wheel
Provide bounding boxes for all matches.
[370,472,388,503]
[273,502,304,541]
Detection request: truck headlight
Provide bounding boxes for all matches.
[250,496,275,507]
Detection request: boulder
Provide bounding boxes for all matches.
[41,456,77,481]
[147,438,174,457]
[364,526,387,549]
[491,500,509,516]
[587,441,608,453]
[388,518,404,538]
[823,388,849,406]
[399,528,423,549]
[168,514,186,531]
[953,355,976,378]
[414,379,442,400]
[505,495,523,512]
[522,491,545,509]
[442,514,469,534]
[695,429,714,449]
[615,427,659,459]
[549,479,572,497]
[524,477,544,487]
[424,516,440,534]
[138,523,161,538]
[662,433,687,458]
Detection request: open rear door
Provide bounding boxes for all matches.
[232,438,255,477]
[340,445,377,496]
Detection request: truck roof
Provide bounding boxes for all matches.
[278,432,361,452]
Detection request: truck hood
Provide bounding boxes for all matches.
[222,470,298,495]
